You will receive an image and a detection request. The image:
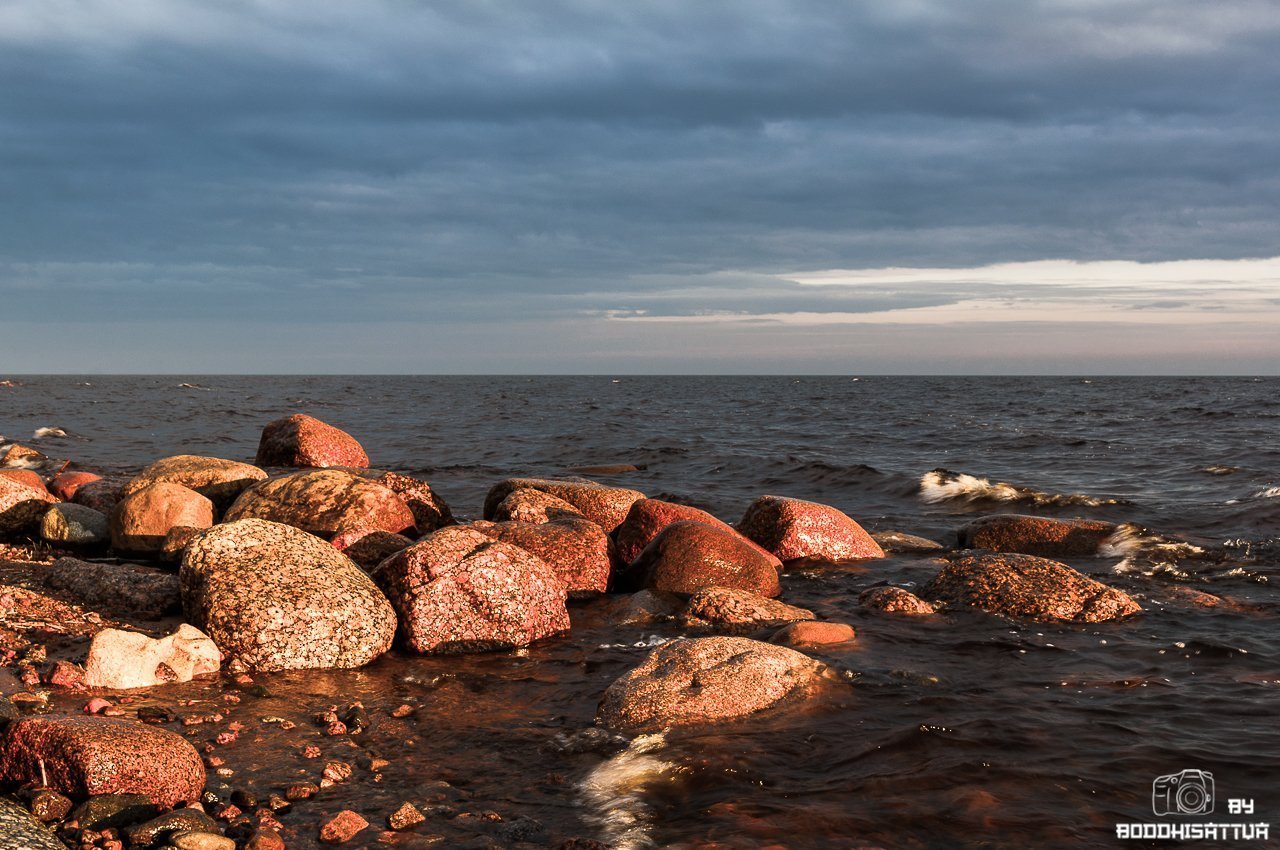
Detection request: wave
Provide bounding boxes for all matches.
[31,427,67,439]
[578,732,680,850]
[919,468,1128,508]
[1100,523,1205,559]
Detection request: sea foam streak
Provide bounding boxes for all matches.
[31,427,66,439]
[919,468,1126,508]
[578,732,680,850]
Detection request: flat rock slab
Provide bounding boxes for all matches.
[41,557,181,620]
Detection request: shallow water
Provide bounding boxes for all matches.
[3,376,1279,848]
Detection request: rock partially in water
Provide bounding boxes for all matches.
[0,474,56,534]
[491,487,586,524]
[0,797,64,849]
[40,503,109,546]
[1,444,45,468]
[614,498,780,567]
[957,514,1118,557]
[332,529,413,569]
[48,470,102,501]
[680,586,814,633]
[859,586,937,615]
[0,716,205,806]
[122,455,268,513]
[612,589,684,626]
[224,469,415,539]
[371,525,569,655]
[41,557,181,620]
[738,495,884,562]
[769,621,857,647]
[125,807,221,846]
[181,519,397,671]
[83,624,221,690]
[483,478,644,533]
[68,793,158,830]
[924,552,1142,623]
[255,413,370,469]
[628,521,781,598]
[110,482,214,556]
[598,636,824,733]
[470,517,612,597]
[318,809,369,844]
[871,530,947,554]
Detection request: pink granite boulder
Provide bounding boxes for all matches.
[109,482,215,556]
[614,498,780,567]
[0,475,57,534]
[859,586,937,615]
[738,495,884,562]
[490,488,585,524]
[469,517,612,597]
[255,414,369,469]
[957,514,1118,557]
[121,455,268,513]
[680,586,814,633]
[224,469,415,539]
[367,471,454,534]
[630,521,781,598]
[483,478,644,533]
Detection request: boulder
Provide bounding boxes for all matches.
[924,553,1141,623]
[160,525,204,563]
[370,526,569,655]
[629,521,781,598]
[71,477,125,514]
[859,586,937,615]
[40,503,109,546]
[738,495,884,562]
[680,586,814,633]
[957,514,1118,557]
[121,455,268,512]
[769,621,856,647]
[82,624,221,690]
[0,716,204,806]
[41,558,181,619]
[110,483,214,556]
[597,636,824,733]
[0,469,46,491]
[491,487,586,524]
[223,469,414,539]
[367,471,454,534]
[1,444,44,467]
[0,475,56,534]
[126,809,222,847]
[255,414,369,469]
[614,498,780,567]
[612,589,683,626]
[469,517,611,597]
[181,519,397,671]
[332,529,413,569]
[483,478,644,533]
[48,470,102,501]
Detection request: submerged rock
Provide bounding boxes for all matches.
[110,482,214,556]
[224,469,415,539]
[738,495,884,562]
[629,521,781,598]
[859,586,937,615]
[0,474,56,534]
[40,502,109,546]
[597,636,824,733]
[255,413,369,469]
[483,478,644,533]
[122,455,268,512]
[924,552,1141,623]
[491,487,586,524]
[871,530,947,554]
[957,514,1118,557]
[470,517,612,597]
[181,519,397,671]
[614,498,780,567]
[680,586,814,633]
[371,525,569,654]
[769,621,857,647]
[41,558,181,619]
[83,624,221,689]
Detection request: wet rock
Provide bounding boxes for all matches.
[245,829,286,850]
[612,589,683,626]
[0,468,46,490]
[769,621,856,647]
[171,832,236,850]
[597,636,824,733]
[628,521,781,598]
[71,477,126,515]
[28,789,73,822]
[44,660,86,690]
[0,716,204,806]
[0,474,57,534]
[224,469,415,539]
[42,557,182,620]
[332,529,413,569]
[122,455,269,513]
[924,553,1142,622]
[388,801,425,830]
[1,444,44,467]
[614,498,780,567]
[0,694,18,726]
[255,414,369,469]
[680,586,814,633]
[110,482,215,556]
[738,495,884,562]
[125,808,221,846]
[181,519,397,671]
[319,809,369,844]
[0,799,64,850]
[957,514,1118,557]
[470,517,612,597]
[490,488,585,524]
[483,478,644,533]
[371,525,569,655]
[368,471,454,534]
[859,586,937,615]
[69,793,159,830]
[83,624,221,690]
[871,530,946,554]
[39,503,110,546]
[48,470,102,501]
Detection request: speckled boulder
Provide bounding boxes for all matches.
[0,469,46,491]
[181,519,397,671]
[958,514,1118,557]
[48,470,102,501]
[859,586,937,615]
[738,495,884,562]
[469,517,611,597]
[110,483,214,556]
[224,469,415,539]
[483,478,644,533]
[370,526,569,655]
[367,471,454,534]
[0,716,204,807]
[924,553,1141,622]
[1,444,44,467]
[630,521,781,598]
[491,488,585,524]
[680,586,814,633]
[71,477,125,515]
[332,529,414,569]
[40,503,110,546]
[255,413,369,469]
[614,498,781,567]
[597,637,824,733]
[0,474,56,533]
[122,455,268,512]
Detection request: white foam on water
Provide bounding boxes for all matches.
[919,468,1120,508]
[598,635,675,650]
[1254,486,1280,499]
[578,732,681,850]
[31,427,66,439]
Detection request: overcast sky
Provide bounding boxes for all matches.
[2,0,1278,373]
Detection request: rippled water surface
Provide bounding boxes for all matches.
[3,376,1279,849]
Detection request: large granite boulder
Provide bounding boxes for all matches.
[370,526,569,655]
[490,487,585,524]
[0,717,204,807]
[629,521,781,598]
[255,414,369,469]
[924,553,1141,623]
[469,517,612,597]
[223,469,415,539]
[0,469,46,491]
[121,455,268,512]
[738,495,884,562]
[483,478,644,533]
[614,498,780,567]
[181,519,397,671]
[597,637,824,733]
[957,514,1118,557]
[83,625,221,690]
[0,474,56,534]
[110,483,214,556]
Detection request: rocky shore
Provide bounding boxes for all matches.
[0,412,1213,849]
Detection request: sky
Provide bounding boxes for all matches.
[1,0,1279,374]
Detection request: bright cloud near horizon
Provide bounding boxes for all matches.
[2,1,1280,373]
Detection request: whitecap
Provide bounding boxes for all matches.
[31,427,66,440]
[578,732,681,850]
[919,468,1124,508]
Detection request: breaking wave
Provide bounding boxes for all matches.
[919,468,1128,508]
[578,732,682,850]
[31,427,67,439]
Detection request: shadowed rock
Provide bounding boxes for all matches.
[0,475,56,534]
[122,455,268,512]
[110,482,214,556]
[491,488,586,524]
[859,586,937,615]
[483,478,644,533]
[614,498,780,567]
[40,503,109,546]
[871,530,946,553]
[738,495,884,562]
[367,471,454,534]
[957,514,1118,557]
[470,517,612,597]
[332,529,413,569]
[255,413,369,469]
[680,586,813,633]
[224,469,415,539]
[71,477,126,515]
[629,521,781,598]
[42,558,181,619]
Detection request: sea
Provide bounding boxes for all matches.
[2,375,1278,849]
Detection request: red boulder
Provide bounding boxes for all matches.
[483,478,643,533]
[48,471,103,501]
[0,475,56,533]
[958,514,1118,557]
[224,469,414,539]
[630,521,781,598]
[738,495,884,562]
[470,517,612,597]
[614,498,780,567]
[255,414,369,469]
